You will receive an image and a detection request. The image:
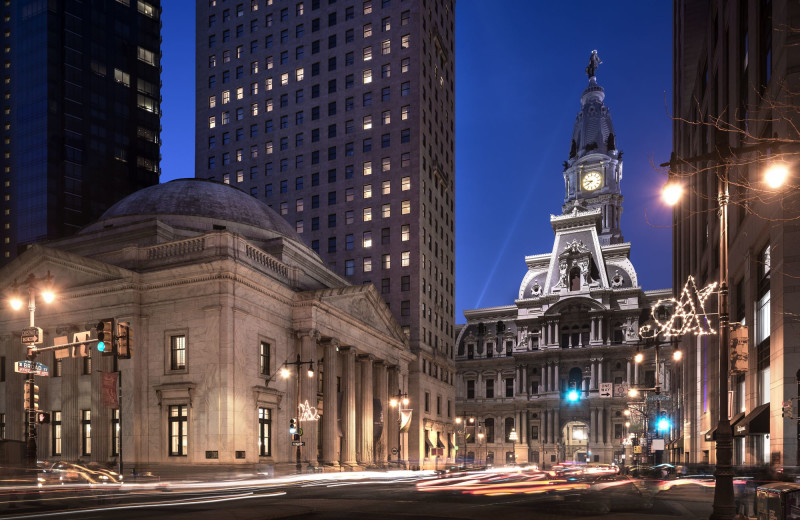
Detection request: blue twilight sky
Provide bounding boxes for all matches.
[160,1,674,325]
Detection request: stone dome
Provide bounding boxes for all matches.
[86,178,301,241]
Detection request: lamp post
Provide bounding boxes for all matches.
[454,416,474,467]
[663,149,790,520]
[8,272,55,468]
[509,428,518,466]
[281,354,315,474]
[477,429,485,467]
[389,390,409,468]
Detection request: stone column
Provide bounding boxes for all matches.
[340,347,357,465]
[590,318,596,342]
[626,360,631,384]
[590,408,597,445]
[590,361,596,390]
[548,409,554,444]
[387,366,400,463]
[605,407,612,445]
[634,359,639,385]
[597,359,603,388]
[321,338,339,465]
[553,363,559,392]
[299,329,320,465]
[374,360,388,465]
[358,355,374,465]
[542,363,548,393]
[554,408,560,446]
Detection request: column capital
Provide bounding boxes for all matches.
[319,337,340,350]
[296,328,321,341]
[357,353,376,362]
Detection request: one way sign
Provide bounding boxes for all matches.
[599,382,613,398]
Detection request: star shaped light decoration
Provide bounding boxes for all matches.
[651,276,718,337]
[298,400,320,422]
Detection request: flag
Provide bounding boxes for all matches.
[400,409,413,433]
[102,372,119,408]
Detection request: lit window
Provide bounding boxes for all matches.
[363,69,372,84]
[363,257,373,272]
[251,103,259,116]
[363,1,372,14]
[363,24,372,38]
[381,204,390,218]
[381,63,391,78]
[363,184,373,198]
[363,161,372,176]
[401,224,410,241]
[401,105,409,120]
[237,87,244,99]
[363,115,372,129]
[381,39,390,54]
[363,231,372,247]
[296,220,304,233]
[363,208,373,221]
[266,141,273,154]
[401,251,410,267]
[401,34,410,49]
[266,99,274,112]
[281,72,289,85]
[401,200,410,214]
[296,68,304,81]
[382,157,391,172]
[382,180,391,195]
[296,199,304,212]
[280,202,288,215]
[401,58,409,73]
[346,188,355,202]
[382,17,390,31]
[363,46,372,61]
[382,110,391,125]
[266,77,273,90]
[382,254,390,269]
[208,116,216,128]
[223,174,230,184]
[401,176,411,190]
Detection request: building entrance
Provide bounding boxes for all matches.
[563,420,589,463]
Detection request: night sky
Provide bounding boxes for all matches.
[160,1,674,325]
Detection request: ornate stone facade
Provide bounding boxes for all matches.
[455,62,671,468]
[0,180,415,474]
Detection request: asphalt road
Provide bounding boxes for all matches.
[0,472,717,520]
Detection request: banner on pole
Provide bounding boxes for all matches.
[102,372,119,408]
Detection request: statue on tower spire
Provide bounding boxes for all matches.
[586,50,602,78]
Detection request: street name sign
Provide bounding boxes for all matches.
[14,360,49,376]
[646,395,671,402]
[291,441,306,447]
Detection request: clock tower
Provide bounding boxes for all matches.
[562,51,624,246]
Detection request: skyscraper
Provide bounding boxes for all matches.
[0,0,162,264]
[195,0,455,468]
[672,0,800,469]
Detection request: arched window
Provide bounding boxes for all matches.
[570,266,581,291]
[568,367,583,389]
[504,417,515,442]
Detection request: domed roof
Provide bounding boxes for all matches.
[92,178,301,241]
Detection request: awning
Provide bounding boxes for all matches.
[437,438,446,449]
[448,439,455,450]
[425,437,434,448]
[734,403,770,436]
[673,437,684,450]
[704,412,746,442]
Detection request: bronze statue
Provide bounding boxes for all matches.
[586,50,602,78]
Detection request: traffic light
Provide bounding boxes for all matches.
[566,381,580,402]
[656,411,671,432]
[289,418,297,435]
[37,411,51,424]
[96,319,115,354]
[117,322,132,359]
[23,381,39,410]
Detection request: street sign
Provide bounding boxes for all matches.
[291,441,306,447]
[646,394,671,401]
[21,327,43,345]
[614,383,629,397]
[391,447,398,455]
[599,382,613,398]
[14,360,49,376]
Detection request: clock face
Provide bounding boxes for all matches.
[582,171,602,191]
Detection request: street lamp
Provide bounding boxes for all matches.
[281,354,315,473]
[389,390,409,468]
[8,271,56,468]
[477,429,485,467]
[454,416,475,467]
[663,151,790,520]
[509,428,518,466]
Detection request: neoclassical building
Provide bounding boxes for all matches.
[0,179,419,473]
[455,60,672,468]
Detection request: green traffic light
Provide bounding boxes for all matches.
[97,340,106,352]
[567,389,579,402]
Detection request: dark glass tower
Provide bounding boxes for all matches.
[0,0,162,264]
